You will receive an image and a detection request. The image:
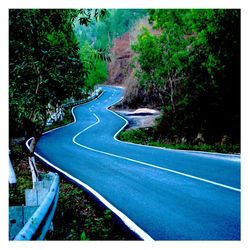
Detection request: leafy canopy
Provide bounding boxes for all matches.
[9,9,106,137]
[132,9,240,144]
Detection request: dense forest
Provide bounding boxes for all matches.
[9,9,93,138]
[9,8,240,152]
[8,8,240,241]
[9,9,146,140]
[9,8,240,151]
[74,9,146,49]
[129,9,240,146]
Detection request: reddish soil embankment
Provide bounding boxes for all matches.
[107,32,133,86]
[107,19,162,128]
[106,18,160,88]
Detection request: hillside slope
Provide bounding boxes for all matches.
[106,18,162,110]
[107,32,133,86]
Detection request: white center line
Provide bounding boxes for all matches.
[72,113,240,193]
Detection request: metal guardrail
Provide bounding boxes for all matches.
[46,87,102,126]
[14,88,101,240]
[14,172,59,240]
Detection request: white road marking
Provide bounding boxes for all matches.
[26,138,153,241]
[108,106,240,162]
[29,88,154,241]
[72,113,240,193]
[33,86,240,241]
[184,151,240,162]
[42,90,105,135]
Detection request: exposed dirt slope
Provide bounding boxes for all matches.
[107,18,160,87]
[106,18,162,111]
[107,32,133,86]
[107,18,162,129]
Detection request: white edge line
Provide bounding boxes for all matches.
[27,89,154,241]
[26,137,154,241]
[71,86,241,192]
[104,88,240,160]
[72,113,241,193]
[30,86,239,241]
[42,90,105,135]
[180,150,240,158]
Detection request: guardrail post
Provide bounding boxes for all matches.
[9,150,17,187]
[14,172,60,240]
[28,137,39,189]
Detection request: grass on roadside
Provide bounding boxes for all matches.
[9,144,137,240]
[9,144,32,206]
[117,128,240,154]
[45,178,136,240]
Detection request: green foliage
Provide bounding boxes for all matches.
[74,9,146,50]
[118,129,240,154]
[118,128,154,144]
[79,42,108,91]
[9,145,33,206]
[9,9,85,137]
[77,9,107,26]
[45,179,134,240]
[132,9,240,144]
[9,9,107,139]
[80,231,89,240]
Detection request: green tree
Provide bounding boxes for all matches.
[9,9,107,183]
[79,42,108,91]
[75,9,146,50]
[132,9,240,145]
[10,10,80,136]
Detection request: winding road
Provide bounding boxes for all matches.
[35,85,240,240]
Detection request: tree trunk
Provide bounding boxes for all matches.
[108,31,111,50]
[169,78,175,112]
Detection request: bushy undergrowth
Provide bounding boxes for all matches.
[9,144,32,206]
[118,128,240,154]
[44,91,103,132]
[44,108,73,132]
[9,96,137,240]
[45,179,136,240]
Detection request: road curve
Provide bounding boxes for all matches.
[35,85,240,240]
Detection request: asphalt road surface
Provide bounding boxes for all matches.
[35,86,240,240]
